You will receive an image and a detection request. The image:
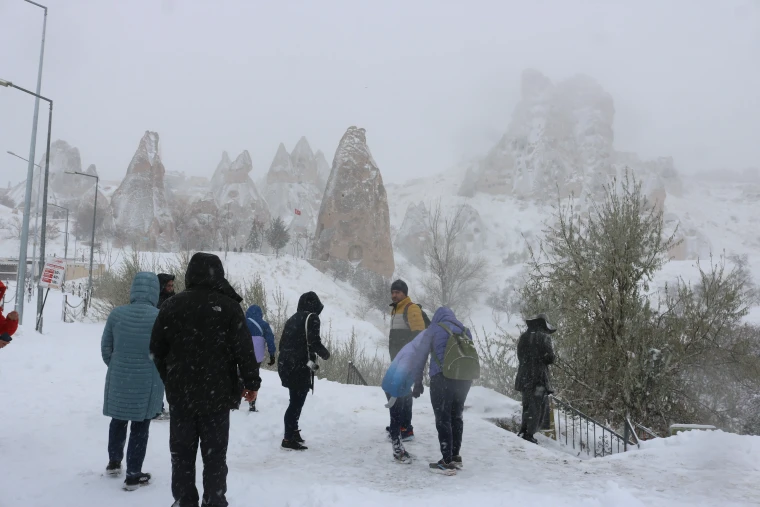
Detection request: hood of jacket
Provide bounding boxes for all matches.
[297,291,323,314]
[246,305,264,322]
[130,272,160,307]
[184,252,242,303]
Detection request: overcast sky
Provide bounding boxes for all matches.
[1,0,759,186]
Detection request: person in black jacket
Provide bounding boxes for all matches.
[277,291,330,451]
[515,313,556,444]
[150,253,259,507]
[157,273,175,309]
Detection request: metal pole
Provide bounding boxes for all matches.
[35,102,53,332]
[86,177,98,313]
[31,163,42,292]
[14,3,47,323]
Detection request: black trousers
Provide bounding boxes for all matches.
[521,385,548,436]
[170,411,230,507]
[284,387,309,440]
[430,374,472,462]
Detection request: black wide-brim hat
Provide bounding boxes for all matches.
[525,313,556,333]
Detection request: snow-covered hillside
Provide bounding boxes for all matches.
[2,310,758,507]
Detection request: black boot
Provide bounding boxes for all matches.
[105,461,122,477]
[293,430,305,443]
[281,439,308,451]
[123,472,151,491]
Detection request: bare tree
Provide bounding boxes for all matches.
[45,221,61,240]
[6,216,23,239]
[421,201,487,315]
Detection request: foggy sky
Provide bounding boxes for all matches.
[1,0,759,186]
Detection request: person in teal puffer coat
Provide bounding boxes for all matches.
[101,272,164,491]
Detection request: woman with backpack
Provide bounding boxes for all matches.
[244,304,276,411]
[382,306,479,474]
[277,292,330,450]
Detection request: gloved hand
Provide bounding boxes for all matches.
[267,355,276,366]
[321,349,331,360]
[412,382,424,398]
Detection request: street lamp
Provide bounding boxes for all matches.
[65,171,98,313]
[0,78,54,330]
[2,1,48,326]
[7,151,44,295]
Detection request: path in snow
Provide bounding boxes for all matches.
[1,316,758,507]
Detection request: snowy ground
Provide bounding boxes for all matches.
[1,290,759,507]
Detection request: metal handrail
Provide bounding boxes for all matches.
[551,395,636,457]
[346,361,368,386]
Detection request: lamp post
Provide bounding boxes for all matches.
[7,151,43,294]
[47,203,69,282]
[8,1,48,325]
[0,78,53,330]
[65,171,98,313]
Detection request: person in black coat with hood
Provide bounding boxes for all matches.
[150,252,259,507]
[157,273,175,309]
[515,313,556,444]
[277,291,330,450]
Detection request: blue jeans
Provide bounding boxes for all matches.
[108,418,151,477]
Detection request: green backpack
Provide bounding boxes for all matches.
[431,323,481,380]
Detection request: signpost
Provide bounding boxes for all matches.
[35,257,65,332]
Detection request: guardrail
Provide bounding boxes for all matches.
[551,396,637,457]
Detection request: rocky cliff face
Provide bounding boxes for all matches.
[460,69,682,208]
[40,140,88,197]
[110,131,175,248]
[313,127,395,277]
[394,202,430,268]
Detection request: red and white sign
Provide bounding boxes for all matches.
[39,257,66,290]
[294,209,302,216]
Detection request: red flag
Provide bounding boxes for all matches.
[294,209,301,216]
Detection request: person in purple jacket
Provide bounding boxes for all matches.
[382,307,472,474]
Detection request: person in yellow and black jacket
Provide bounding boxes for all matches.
[387,279,427,442]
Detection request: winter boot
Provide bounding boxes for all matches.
[249,400,257,412]
[522,433,538,444]
[281,439,308,451]
[429,459,458,475]
[123,473,151,491]
[105,461,122,477]
[392,437,412,463]
[293,430,305,444]
[400,427,415,442]
[451,455,463,469]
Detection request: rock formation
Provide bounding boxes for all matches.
[394,202,430,268]
[264,138,325,235]
[40,140,89,197]
[313,127,395,277]
[210,150,269,222]
[110,131,175,248]
[460,69,682,207]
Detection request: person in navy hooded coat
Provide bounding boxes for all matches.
[382,307,472,473]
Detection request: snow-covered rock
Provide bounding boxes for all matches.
[461,69,682,207]
[110,131,175,249]
[210,150,270,223]
[40,140,91,197]
[394,202,430,268]
[264,138,325,234]
[313,126,395,277]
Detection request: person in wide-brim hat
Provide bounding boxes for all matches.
[524,313,556,334]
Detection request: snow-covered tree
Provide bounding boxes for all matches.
[266,216,290,257]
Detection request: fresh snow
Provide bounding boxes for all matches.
[2,294,758,507]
